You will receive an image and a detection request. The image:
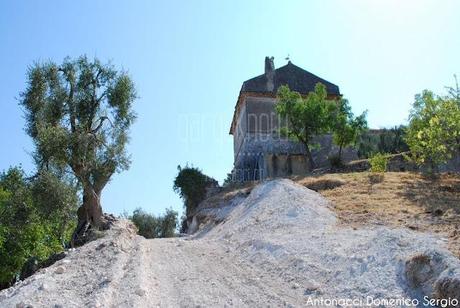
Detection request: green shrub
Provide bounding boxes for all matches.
[129,207,178,239]
[369,153,389,173]
[0,166,76,289]
[173,165,216,216]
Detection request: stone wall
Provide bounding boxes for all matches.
[262,154,310,178]
[234,132,358,171]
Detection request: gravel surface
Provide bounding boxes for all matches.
[1,179,459,307]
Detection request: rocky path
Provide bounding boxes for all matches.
[132,238,301,307]
[0,234,301,308]
[1,179,459,307]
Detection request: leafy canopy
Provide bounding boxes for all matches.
[332,99,368,159]
[129,207,178,239]
[0,166,77,288]
[276,83,338,168]
[406,90,460,169]
[173,165,215,216]
[369,152,389,173]
[276,83,338,145]
[20,56,136,194]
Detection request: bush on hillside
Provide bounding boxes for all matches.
[369,153,389,173]
[173,165,216,216]
[129,207,178,239]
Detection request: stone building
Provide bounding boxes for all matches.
[229,57,356,180]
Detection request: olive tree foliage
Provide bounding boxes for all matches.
[129,207,178,239]
[275,83,338,169]
[31,169,79,244]
[20,56,136,237]
[332,99,368,161]
[0,166,77,288]
[0,168,34,288]
[406,88,460,171]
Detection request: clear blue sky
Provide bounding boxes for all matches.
[1,0,459,216]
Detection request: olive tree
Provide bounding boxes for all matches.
[20,56,136,241]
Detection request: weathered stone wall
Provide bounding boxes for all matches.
[245,96,279,133]
[233,102,247,159]
[234,133,358,171]
[263,154,310,178]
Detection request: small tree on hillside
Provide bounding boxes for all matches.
[129,207,178,239]
[276,83,338,169]
[332,99,368,161]
[173,165,215,217]
[406,89,460,172]
[160,208,178,238]
[20,56,136,243]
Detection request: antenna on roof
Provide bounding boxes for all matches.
[285,54,290,62]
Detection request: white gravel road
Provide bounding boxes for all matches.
[1,179,459,307]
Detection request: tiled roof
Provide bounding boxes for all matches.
[241,61,340,96]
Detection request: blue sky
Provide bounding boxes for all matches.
[1,0,459,216]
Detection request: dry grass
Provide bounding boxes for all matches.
[294,172,460,258]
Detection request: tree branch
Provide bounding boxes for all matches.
[91,116,110,133]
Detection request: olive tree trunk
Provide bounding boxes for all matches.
[71,186,103,246]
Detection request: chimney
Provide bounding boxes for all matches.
[265,56,275,91]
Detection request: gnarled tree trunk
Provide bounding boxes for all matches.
[71,186,103,247]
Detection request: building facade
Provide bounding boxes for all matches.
[230,57,356,180]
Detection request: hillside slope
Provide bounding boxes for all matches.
[297,172,460,257]
[1,179,459,307]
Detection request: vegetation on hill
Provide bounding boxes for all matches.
[332,99,368,161]
[357,126,409,158]
[275,83,339,169]
[275,80,460,174]
[173,165,216,217]
[276,83,368,169]
[297,172,460,258]
[406,85,460,172]
[0,166,77,288]
[369,152,389,173]
[19,56,137,243]
[128,207,178,239]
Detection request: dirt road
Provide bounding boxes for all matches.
[1,179,459,307]
[0,228,301,308]
[128,238,301,307]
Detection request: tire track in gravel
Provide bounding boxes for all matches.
[142,237,302,307]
